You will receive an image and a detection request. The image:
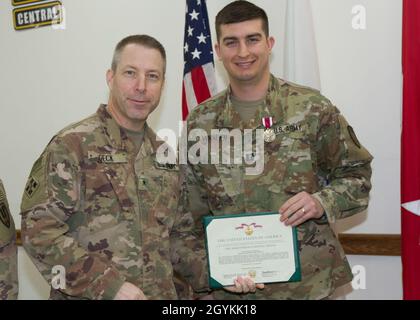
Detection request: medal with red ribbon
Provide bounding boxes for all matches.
[262,117,275,142]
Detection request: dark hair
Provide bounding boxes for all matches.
[111,34,166,74]
[215,1,269,40]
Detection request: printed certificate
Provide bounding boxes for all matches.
[203,212,301,289]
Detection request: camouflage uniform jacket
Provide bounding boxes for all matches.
[0,179,19,300]
[182,75,373,299]
[21,105,208,300]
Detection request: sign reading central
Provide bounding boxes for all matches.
[13,1,63,31]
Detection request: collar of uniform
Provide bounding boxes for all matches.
[255,74,287,129]
[97,105,165,157]
[215,74,287,129]
[215,88,240,129]
[97,104,126,150]
[143,125,165,157]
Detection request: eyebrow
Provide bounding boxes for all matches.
[123,65,161,74]
[122,65,137,70]
[222,33,263,43]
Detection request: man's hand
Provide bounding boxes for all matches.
[114,282,147,300]
[224,276,265,294]
[279,191,324,227]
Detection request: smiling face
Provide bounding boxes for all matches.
[106,43,165,131]
[215,19,274,88]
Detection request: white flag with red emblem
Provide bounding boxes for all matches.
[284,0,321,91]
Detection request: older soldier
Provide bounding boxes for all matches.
[20,35,211,300]
[0,179,18,300]
[182,1,373,299]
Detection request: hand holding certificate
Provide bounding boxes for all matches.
[204,212,301,289]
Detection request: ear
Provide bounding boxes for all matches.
[268,36,275,52]
[214,42,221,60]
[106,69,114,87]
[161,76,165,91]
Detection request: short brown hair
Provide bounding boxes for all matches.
[215,1,269,40]
[111,34,166,74]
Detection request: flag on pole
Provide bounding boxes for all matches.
[182,0,217,120]
[401,0,420,300]
[283,0,321,91]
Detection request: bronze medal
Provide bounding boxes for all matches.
[262,116,275,143]
[264,128,276,143]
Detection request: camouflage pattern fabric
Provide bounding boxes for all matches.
[0,179,19,300]
[20,105,208,300]
[181,75,373,299]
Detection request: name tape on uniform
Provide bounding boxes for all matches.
[273,123,303,135]
[87,151,128,164]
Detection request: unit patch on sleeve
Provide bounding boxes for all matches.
[24,176,40,198]
[0,189,11,228]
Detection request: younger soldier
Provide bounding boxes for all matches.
[182,1,373,299]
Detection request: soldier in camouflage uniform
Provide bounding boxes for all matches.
[19,35,210,300]
[181,1,373,299]
[0,179,19,300]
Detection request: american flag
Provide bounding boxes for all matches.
[182,0,217,120]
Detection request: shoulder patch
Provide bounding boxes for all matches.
[24,176,40,198]
[0,182,12,230]
[21,151,49,212]
[347,125,361,149]
[0,202,11,228]
[284,80,320,93]
[24,154,43,198]
[337,115,372,164]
